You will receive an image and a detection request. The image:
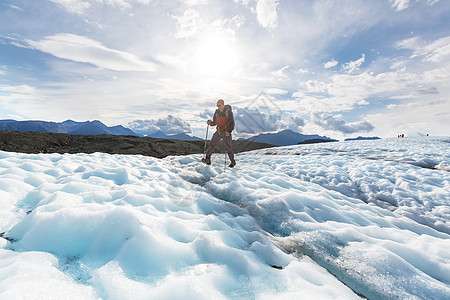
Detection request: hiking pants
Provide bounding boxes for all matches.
[206,130,235,162]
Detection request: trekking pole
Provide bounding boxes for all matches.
[203,125,209,158]
[224,150,227,172]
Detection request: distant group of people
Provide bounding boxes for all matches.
[398,133,429,138]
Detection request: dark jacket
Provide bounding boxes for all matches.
[211,104,234,132]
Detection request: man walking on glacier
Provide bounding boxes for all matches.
[202,99,236,168]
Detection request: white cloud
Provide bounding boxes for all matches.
[297,95,364,113]
[306,80,328,94]
[3,0,449,139]
[292,91,305,99]
[264,88,288,95]
[294,41,449,113]
[0,84,36,94]
[127,115,192,135]
[234,106,305,135]
[49,0,155,15]
[390,0,411,11]
[154,53,188,71]
[271,65,289,78]
[174,9,200,38]
[0,84,47,121]
[234,0,252,7]
[209,15,245,39]
[234,106,280,134]
[342,54,365,73]
[99,0,132,9]
[281,115,305,133]
[366,99,450,137]
[49,0,91,15]
[256,0,279,29]
[396,36,421,52]
[296,68,310,74]
[397,36,450,63]
[26,33,157,72]
[178,0,208,5]
[390,0,442,11]
[324,59,338,69]
[8,4,25,12]
[311,112,374,134]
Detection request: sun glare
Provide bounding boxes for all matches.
[193,35,240,77]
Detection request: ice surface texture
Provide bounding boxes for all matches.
[0,137,449,299]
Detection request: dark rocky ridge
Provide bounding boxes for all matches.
[0,130,275,158]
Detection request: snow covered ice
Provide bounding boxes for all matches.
[0,137,449,299]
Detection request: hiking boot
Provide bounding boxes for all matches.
[228,161,236,168]
[201,158,211,165]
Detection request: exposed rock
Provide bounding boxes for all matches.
[0,130,275,158]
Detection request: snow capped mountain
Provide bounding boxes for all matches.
[1,137,449,299]
[242,129,335,146]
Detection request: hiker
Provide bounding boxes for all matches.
[202,99,236,168]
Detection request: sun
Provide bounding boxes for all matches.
[193,35,240,77]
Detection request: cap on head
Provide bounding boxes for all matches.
[217,99,224,106]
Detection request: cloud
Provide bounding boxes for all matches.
[26,33,157,72]
[178,0,208,5]
[324,59,338,69]
[295,95,366,113]
[390,0,442,11]
[306,80,328,93]
[234,107,280,134]
[311,112,374,134]
[281,115,305,133]
[264,88,288,95]
[197,110,211,119]
[342,54,365,73]
[414,86,439,95]
[0,84,49,121]
[7,4,25,12]
[0,84,36,94]
[49,0,153,15]
[127,115,192,135]
[49,0,91,15]
[397,36,450,63]
[366,98,450,137]
[390,0,412,11]
[271,65,289,78]
[256,0,279,29]
[294,50,449,113]
[154,53,188,71]
[174,9,200,38]
[234,105,305,135]
[3,0,449,139]
[296,68,310,74]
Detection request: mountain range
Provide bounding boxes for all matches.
[0,119,137,136]
[0,119,203,140]
[1,120,336,145]
[241,129,335,146]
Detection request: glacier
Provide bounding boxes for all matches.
[0,137,449,299]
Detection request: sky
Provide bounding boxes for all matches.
[0,0,449,139]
